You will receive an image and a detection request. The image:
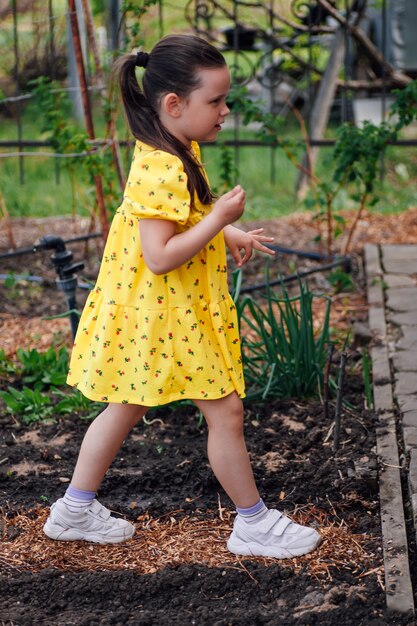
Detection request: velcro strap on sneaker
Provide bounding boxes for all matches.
[270,515,292,536]
[89,500,111,520]
[260,510,292,536]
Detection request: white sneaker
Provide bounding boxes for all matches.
[43,498,135,544]
[227,509,321,559]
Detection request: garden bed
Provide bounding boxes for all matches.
[0,376,404,626]
[1,211,416,625]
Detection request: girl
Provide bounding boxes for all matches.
[44,35,321,559]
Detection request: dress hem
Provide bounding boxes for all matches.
[67,379,246,407]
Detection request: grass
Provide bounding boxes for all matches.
[0,126,304,220]
[2,111,416,221]
[0,100,303,220]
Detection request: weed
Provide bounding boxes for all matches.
[16,347,69,390]
[54,389,104,420]
[3,273,19,289]
[0,349,17,379]
[0,386,53,423]
[0,347,106,423]
[328,268,355,293]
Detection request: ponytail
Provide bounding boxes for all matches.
[115,55,153,132]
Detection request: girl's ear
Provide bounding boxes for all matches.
[162,93,183,118]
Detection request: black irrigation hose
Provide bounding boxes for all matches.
[1,237,330,263]
[0,274,44,284]
[266,244,330,261]
[240,257,351,293]
[0,232,102,260]
[1,257,349,294]
[0,230,351,302]
[1,236,327,263]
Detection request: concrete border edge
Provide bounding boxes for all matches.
[364,244,414,615]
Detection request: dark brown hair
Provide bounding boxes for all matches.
[115,35,227,207]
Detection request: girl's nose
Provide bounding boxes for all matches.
[222,102,230,117]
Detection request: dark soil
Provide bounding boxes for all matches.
[0,377,414,626]
[0,218,415,626]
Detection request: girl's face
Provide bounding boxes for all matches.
[166,66,231,147]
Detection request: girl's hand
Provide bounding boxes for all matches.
[224,226,275,267]
[212,185,246,227]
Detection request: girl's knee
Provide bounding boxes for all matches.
[105,403,147,425]
[198,392,244,434]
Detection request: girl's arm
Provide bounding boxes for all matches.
[223,225,275,267]
[140,185,245,275]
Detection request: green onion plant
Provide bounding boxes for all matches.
[233,268,333,402]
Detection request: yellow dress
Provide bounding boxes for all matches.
[67,141,245,406]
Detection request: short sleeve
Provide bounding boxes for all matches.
[123,145,191,225]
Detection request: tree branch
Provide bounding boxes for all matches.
[316,0,411,87]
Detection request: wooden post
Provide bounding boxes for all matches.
[68,0,109,239]
[105,0,122,52]
[333,350,347,452]
[66,0,85,122]
[296,28,345,199]
[12,0,24,184]
[81,0,125,190]
[0,192,16,251]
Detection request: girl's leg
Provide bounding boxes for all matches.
[193,391,259,508]
[71,402,148,491]
[194,391,321,559]
[43,402,147,544]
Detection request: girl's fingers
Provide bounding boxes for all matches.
[253,235,274,242]
[232,244,252,267]
[246,229,264,235]
[239,244,253,265]
[245,229,274,239]
[230,246,243,266]
[227,231,275,266]
[253,240,276,256]
[228,185,244,197]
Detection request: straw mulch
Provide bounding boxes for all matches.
[0,505,383,586]
[244,207,417,252]
[0,313,72,358]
